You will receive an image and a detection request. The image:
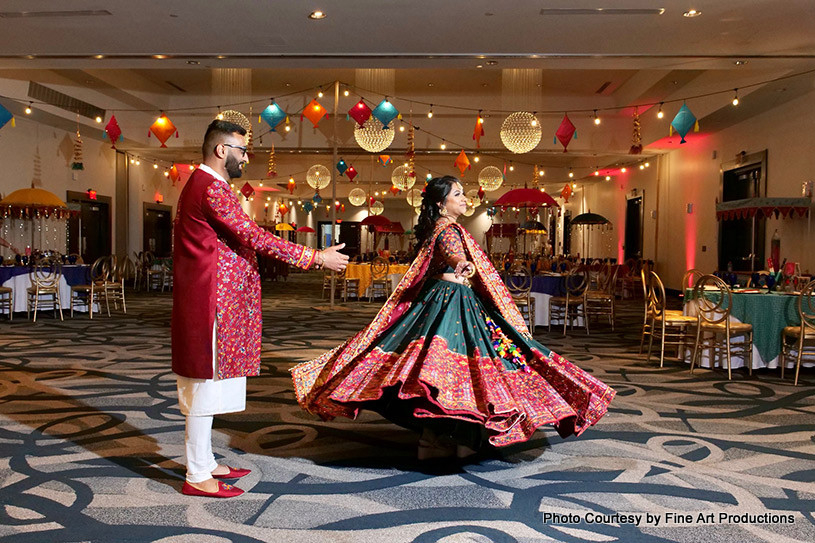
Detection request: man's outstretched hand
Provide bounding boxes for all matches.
[320,243,350,272]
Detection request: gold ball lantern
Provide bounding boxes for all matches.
[354,117,395,153]
[348,188,367,206]
[306,165,331,190]
[391,164,416,191]
[370,200,385,215]
[478,165,504,192]
[499,112,541,154]
[405,188,423,207]
[466,189,482,207]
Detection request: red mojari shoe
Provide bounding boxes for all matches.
[181,481,244,498]
[212,466,251,479]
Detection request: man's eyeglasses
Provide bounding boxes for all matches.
[221,143,248,156]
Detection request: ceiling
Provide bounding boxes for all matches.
[1,0,814,193]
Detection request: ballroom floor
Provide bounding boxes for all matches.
[0,272,813,543]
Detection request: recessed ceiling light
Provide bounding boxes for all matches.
[427,83,434,87]
[734,59,748,65]
[484,12,494,16]
[93,54,104,59]
[187,60,200,65]
[309,10,326,20]
[476,64,483,69]
[481,83,488,87]
[486,60,498,66]
[153,54,167,59]
[683,9,701,17]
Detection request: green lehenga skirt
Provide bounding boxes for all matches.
[311,278,615,447]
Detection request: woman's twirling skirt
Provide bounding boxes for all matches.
[294,279,615,446]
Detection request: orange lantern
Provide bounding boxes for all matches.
[302,99,327,127]
[149,113,178,147]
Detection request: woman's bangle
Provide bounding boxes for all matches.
[315,250,324,268]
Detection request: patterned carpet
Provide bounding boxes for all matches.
[0,272,813,543]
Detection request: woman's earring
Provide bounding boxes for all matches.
[439,207,448,217]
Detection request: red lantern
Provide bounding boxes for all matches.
[86,189,97,200]
[390,185,400,196]
[348,100,372,126]
[279,202,289,216]
[346,165,358,182]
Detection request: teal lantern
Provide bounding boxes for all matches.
[336,158,348,176]
[671,103,697,144]
[372,99,399,129]
[312,192,322,205]
[260,102,287,131]
[0,103,13,130]
[303,201,314,214]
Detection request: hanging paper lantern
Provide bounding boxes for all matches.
[348,188,367,206]
[555,114,576,152]
[71,129,84,170]
[378,155,391,167]
[104,115,122,149]
[500,112,541,154]
[240,183,255,199]
[473,113,484,148]
[478,165,504,192]
[260,102,287,131]
[312,192,322,204]
[336,158,348,176]
[453,150,471,175]
[391,164,416,191]
[0,103,14,130]
[149,113,177,147]
[279,202,289,216]
[477,186,485,201]
[389,185,400,196]
[267,145,277,177]
[346,165,358,182]
[466,189,481,207]
[405,188,423,207]
[629,108,642,155]
[303,201,314,214]
[462,203,475,217]
[370,200,385,215]
[169,164,180,182]
[287,176,296,194]
[671,103,697,144]
[354,117,395,153]
[306,164,331,190]
[486,207,497,217]
[371,99,399,128]
[348,99,372,126]
[302,99,327,127]
[560,183,572,203]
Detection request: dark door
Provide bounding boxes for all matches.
[143,204,173,257]
[624,196,643,261]
[67,191,111,263]
[338,222,361,258]
[563,211,572,255]
[719,165,763,271]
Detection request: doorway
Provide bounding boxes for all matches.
[67,190,112,263]
[318,221,360,258]
[143,203,173,257]
[719,151,766,271]
[624,194,643,261]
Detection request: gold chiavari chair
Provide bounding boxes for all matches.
[26,259,64,322]
[780,279,815,385]
[586,262,618,330]
[70,256,110,318]
[646,271,697,367]
[549,265,590,335]
[506,262,536,334]
[369,257,391,301]
[0,284,12,320]
[690,274,753,380]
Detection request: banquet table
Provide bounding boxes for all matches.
[684,289,804,370]
[0,265,91,314]
[344,263,411,298]
[507,273,567,327]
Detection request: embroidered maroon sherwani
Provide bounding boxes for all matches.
[172,165,317,380]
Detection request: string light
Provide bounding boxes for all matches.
[732,88,739,106]
[343,89,350,97]
[568,169,574,178]
[440,140,446,150]
[620,167,627,173]
[474,155,480,163]
[135,158,140,166]
[538,169,545,177]
[129,157,135,164]
[657,102,664,119]
[571,183,577,189]
[163,170,169,177]
[317,89,324,98]
[509,164,514,172]
[645,161,650,167]
[217,106,223,120]
[593,109,601,125]
[153,161,158,169]
[639,164,645,170]
[24,102,32,115]
[399,125,405,132]
[605,175,611,181]
[95,116,102,123]
[594,167,600,176]
[427,105,433,118]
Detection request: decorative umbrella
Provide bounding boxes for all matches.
[494,188,559,209]
[295,226,315,233]
[0,188,77,255]
[571,212,610,225]
[275,223,294,231]
[360,214,392,227]
[520,220,547,234]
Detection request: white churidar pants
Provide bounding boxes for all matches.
[177,319,247,483]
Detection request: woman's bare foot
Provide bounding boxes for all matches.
[186,478,219,493]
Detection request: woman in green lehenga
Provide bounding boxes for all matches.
[292,176,615,460]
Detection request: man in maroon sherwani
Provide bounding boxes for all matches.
[172,120,347,498]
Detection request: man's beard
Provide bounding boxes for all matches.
[225,154,243,179]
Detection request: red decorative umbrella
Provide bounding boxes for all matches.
[374,221,405,234]
[296,226,315,233]
[494,188,559,208]
[360,215,392,227]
